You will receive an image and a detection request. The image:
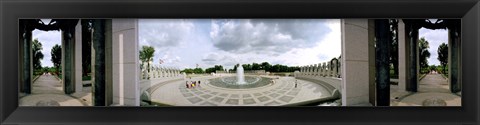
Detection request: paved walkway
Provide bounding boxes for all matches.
[19,74,90,106]
[149,76,334,106]
[391,73,461,106]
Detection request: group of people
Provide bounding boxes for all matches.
[186,80,201,88]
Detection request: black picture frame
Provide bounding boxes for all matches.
[1,0,479,125]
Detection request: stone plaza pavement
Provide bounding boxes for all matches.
[149,76,333,106]
[390,73,461,106]
[19,74,91,106]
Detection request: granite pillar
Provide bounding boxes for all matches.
[407,22,419,92]
[92,19,107,106]
[22,27,33,94]
[375,19,391,106]
[448,25,461,93]
[62,23,77,94]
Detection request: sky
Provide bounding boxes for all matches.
[31,19,448,69]
[138,19,342,70]
[418,28,448,66]
[32,29,61,67]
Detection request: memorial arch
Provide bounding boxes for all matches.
[341,19,461,106]
[19,19,141,106]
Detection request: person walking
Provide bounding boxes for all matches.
[295,80,298,88]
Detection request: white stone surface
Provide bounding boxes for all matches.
[112,19,140,106]
[398,19,408,92]
[75,20,83,93]
[341,19,372,106]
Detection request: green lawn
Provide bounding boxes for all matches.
[82,75,91,81]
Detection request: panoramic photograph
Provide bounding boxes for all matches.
[17,19,461,106]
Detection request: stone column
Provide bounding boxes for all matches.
[318,64,322,76]
[375,19,391,106]
[322,62,327,77]
[338,58,342,78]
[92,19,107,106]
[302,66,306,76]
[112,19,140,106]
[305,65,309,76]
[153,66,157,78]
[312,64,317,76]
[158,66,163,78]
[62,21,78,95]
[22,25,33,94]
[176,69,180,77]
[325,62,332,77]
[148,65,153,79]
[448,24,461,93]
[332,60,338,78]
[407,21,419,92]
[164,68,168,77]
[143,65,148,79]
[398,19,409,92]
[341,19,374,106]
[159,67,163,78]
[75,21,83,93]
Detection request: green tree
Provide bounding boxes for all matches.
[272,64,281,72]
[205,67,216,73]
[233,64,239,71]
[437,43,448,74]
[418,37,431,73]
[193,68,204,74]
[214,65,224,71]
[51,44,62,75]
[139,46,155,72]
[32,39,44,70]
[260,62,271,71]
[252,63,261,70]
[182,68,194,74]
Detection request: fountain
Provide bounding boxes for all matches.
[236,65,246,84]
[207,64,271,89]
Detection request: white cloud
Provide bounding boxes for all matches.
[209,19,331,55]
[139,19,195,50]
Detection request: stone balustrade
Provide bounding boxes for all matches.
[296,58,341,78]
[140,64,183,80]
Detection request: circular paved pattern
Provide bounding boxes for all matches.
[208,76,272,89]
[395,92,461,106]
[422,98,447,106]
[36,100,61,106]
[150,76,332,106]
[19,94,86,106]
